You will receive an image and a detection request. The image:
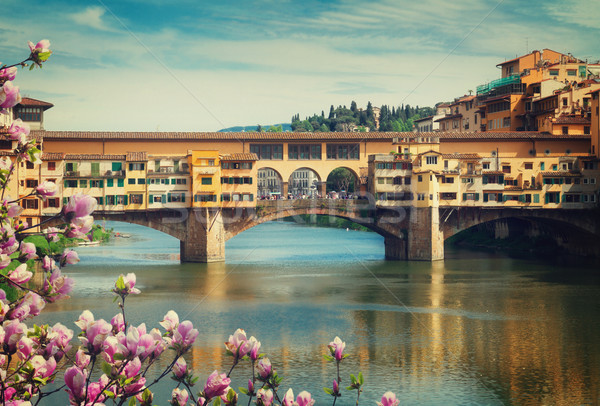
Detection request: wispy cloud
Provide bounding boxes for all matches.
[68,6,115,32]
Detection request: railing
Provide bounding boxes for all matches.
[477,74,521,95]
[64,171,80,177]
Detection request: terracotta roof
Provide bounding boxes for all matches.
[220,153,259,161]
[65,154,126,160]
[442,153,481,160]
[541,171,582,177]
[553,116,590,124]
[126,152,147,162]
[16,97,54,110]
[42,152,64,160]
[435,114,462,122]
[483,171,505,175]
[417,150,442,156]
[32,130,591,142]
[413,115,434,123]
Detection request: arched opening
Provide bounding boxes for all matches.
[257,168,283,199]
[287,168,321,198]
[326,167,359,198]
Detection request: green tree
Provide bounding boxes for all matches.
[257,124,263,132]
[327,168,356,193]
[267,124,283,132]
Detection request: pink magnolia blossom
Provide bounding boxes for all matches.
[0,254,11,270]
[376,391,400,406]
[31,355,57,379]
[67,215,94,238]
[111,313,125,334]
[296,391,315,406]
[1,236,19,255]
[3,319,27,353]
[171,388,189,406]
[247,379,255,395]
[75,310,95,331]
[333,378,340,395]
[43,322,73,360]
[21,291,45,317]
[172,320,198,352]
[7,263,33,285]
[16,336,34,359]
[0,81,21,112]
[225,328,251,359]
[7,202,23,218]
[44,227,61,243]
[114,272,141,296]
[257,357,272,379]
[86,374,110,405]
[328,336,346,361]
[36,181,58,199]
[80,318,111,354]
[173,357,187,379]
[203,370,231,400]
[102,335,127,364]
[64,366,87,403]
[221,387,238,405]
[63,193,97,220]
[257,389,274,406]
[248,335,261,361]
[160,310,179,333]
[61,249,80,266]
[28,39,52,65]
[20,241,37,260]
[75,349,91,368]
[282,388,295,406]
[0,66,17,81]
[8,118,29,139]
[43,267,74,302]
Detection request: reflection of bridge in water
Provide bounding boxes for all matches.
[94,199,600,262]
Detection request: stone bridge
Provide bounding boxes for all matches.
[90,200,600,262]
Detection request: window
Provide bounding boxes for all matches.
[488,101,510,113]
[549,69,559,76]
[106,195,115,205]
[208,160,215,166]
[552,164,558,171]
[129,163,145,171]
[116,195,126,205]
[545,192,560,203]
[425,156,438,165]
[22,199,39,209]
[128,179,135,185]
[503,117,511,128]
[91,162,100,176]
[482,162,490,170]
[26,161,35,169]
[137,178,145,184]
[462,177,474,183]
[112,162,123,172]
[15,107,42,122]
[107,179,114,187]
[26,179,38,188]
[194,194,217,202]
[118,179,124,187]
[47,162,56,171]
[418,175,423,182]
[562,126,568,135]
[90,180,103,188]
[562,98,568,106]
[201,177,212,185]
[46,198,59,208]
[440,193,457,200]
[417,193,426,201]
[525,163,533,170]
[64,180,77,188]
[79,180,87,188]
[130,194,143,204]
[393,177,402,185]
[250,144,283,160]
[326,144,359,160]
[288,144,321,160]
[584,126,591,135]
[441,176,454,184]
[501,165,511,174]
[567,69,577,76]
[463,193,479,201]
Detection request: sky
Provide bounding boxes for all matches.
[2,0,600,132]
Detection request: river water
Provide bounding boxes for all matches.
[40,220,600,405]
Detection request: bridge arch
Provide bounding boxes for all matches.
[287,167,321,198]
[256,167,284,199]
[325,166,360,196]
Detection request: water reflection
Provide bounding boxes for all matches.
[38,221,600,405]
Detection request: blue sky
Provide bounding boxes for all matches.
[2,0,600,131]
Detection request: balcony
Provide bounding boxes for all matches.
[64,171,80,177]
[104,170,125,177]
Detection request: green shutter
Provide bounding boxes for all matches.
[149,194,154,202]
[482,175,488,184]
[561,194,566,202]
[79,180,87,188]
[99,180,104,188]
[118,178,124,187]
[63,197,68,205]
[498,193,503,201]
[541,162,545,170]
[112,162,122,171]
[171,178,175,185]
[163,194,167,203]
[91,162,100,176]
[98,196,103,205]
[474,193,479,201]
[168,193,172,202]
[250,194,254,201]
[499,175,504,184]
[545,194,549,204]
[73,163,78,171]
[534,194,540,203]
[107,179,114,187]
[182,194,186,203]
[124,195,128,205]
[129,163,133,171]
[249,177,253,184]
[462,193,467,201]
[64,180,68,188]
[483,193,488,202]
[519,195,525,203]
[229,177,234,184]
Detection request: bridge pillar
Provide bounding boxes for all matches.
[408,207,444,261]
[318,182,327,198]
[384,236,407,259]
[180,208,225,263]
[282,182,289,197]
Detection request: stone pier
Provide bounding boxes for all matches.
[180,208,225,262]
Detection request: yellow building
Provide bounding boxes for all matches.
[124,152,148,210]
[219,153,258,208]
[189,151,220,207]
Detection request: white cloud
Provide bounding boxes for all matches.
[69,6,115,32]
